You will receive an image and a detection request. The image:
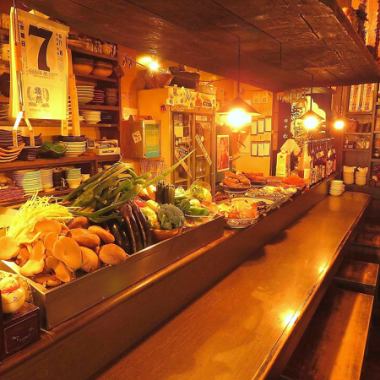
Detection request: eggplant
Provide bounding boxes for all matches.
[116,220,131,254]
[131,201,151,247]
[130,201,148,248]
[108,222,124,249]
[120,204,139,253]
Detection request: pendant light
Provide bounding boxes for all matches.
[302,76,322,131]
[333,86,346,131]
[218,38,261,130]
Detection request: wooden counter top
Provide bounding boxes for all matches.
[0,190,369,380]
[98,192,369,380]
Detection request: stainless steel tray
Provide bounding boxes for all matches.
[0,216,225,329]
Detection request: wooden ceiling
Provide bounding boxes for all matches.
[24,0,380,91]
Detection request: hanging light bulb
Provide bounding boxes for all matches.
[136,55,160,72]
[218,38,261,129]
[333,118,345,130]
[303,110,322,130]
[333,87,346,131]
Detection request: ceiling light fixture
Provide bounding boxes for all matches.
[218,38,261,130]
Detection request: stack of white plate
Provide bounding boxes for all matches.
[105,88,118,105]
[65,167,82,189]
[60,140,87,157]
[82,110,101,125]
[13,170,42,194]
[40,169,54,191]
[77,85,95,104]
[329,180,345,196]
[93,89,105,105]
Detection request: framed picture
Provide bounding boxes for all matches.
[258,141,271,157]
[217,134,230,172]
[258,119,265,133]
[264,117,272,132]
[251,142,258,156]
[250,121,258,135]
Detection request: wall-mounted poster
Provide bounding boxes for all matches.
[217,134,230,172]
[251,142,258,156]
[258,119,265,133]
[250,121,258,135]
[264,117,272,132]
[10,8,69,120]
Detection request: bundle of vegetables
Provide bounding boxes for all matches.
[174,181,214,217]
[64,150,194,224]
[0,196,129,288]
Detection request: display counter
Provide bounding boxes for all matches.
[0,183,370,380]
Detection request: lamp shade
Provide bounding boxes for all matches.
[218,96,261,116]
[302,109,323,130]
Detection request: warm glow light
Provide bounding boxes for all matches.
[226,108,251,130]
[333,118,345,130]
[281,310,301,328]
[303,114,320,130]
[137,55,160,72]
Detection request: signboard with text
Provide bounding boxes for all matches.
[10,8,69,120]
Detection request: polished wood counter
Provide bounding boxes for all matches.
[0,190,369,380]
[98,192,370,380]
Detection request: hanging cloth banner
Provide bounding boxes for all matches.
[10,8,69,120]
[195,134,212,166]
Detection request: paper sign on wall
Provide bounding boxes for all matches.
[10,8,69,120]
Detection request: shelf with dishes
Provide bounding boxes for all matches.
[69,45,117,62]
[76,74,117,83]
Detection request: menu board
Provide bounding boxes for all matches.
[10,8,69,120]
[348,83,374,113]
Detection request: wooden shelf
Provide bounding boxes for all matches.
[371,158,380,162]
[81,123,118,128]
[69,46,118,62]
[75,74,117,83]
[346,112,373,116]
[96,154,120,163]
[0,156,95,172]
[79,104,119,111]
[344,132,372,135]
[343,149,370,152]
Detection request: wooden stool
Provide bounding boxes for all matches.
[282,286,374,380]
[334,259,379,295]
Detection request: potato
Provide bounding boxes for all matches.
[34,219,62,236]
[33,274,61,287]
[80,247,100,273]
[88,225,115,244]
[53,236,82,271]
[16,246,30,267]
[99,244,127,265]
[30,240,45,261]
[70,228,100,249]
[68,216,89,229]
[44,232,58,256]
[45,256,73,283]
[20,259,45,277]
[0,236,19,260]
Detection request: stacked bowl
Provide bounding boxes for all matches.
[329,180,345,197]
[40,169,54,192]
[343,166,355,185]
[82,110,101,125]
[93,89,105,105]
[77,85,95,104]
[73,57,94,75]
[65,167,82,189]
[60,140,87,157]
[93,61,113,77]
[0,129,23,148]
[13,170,42,194]
[105,88,118,105]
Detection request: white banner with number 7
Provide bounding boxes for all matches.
[10,8,69,120]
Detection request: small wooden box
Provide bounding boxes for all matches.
[1,303,40,358]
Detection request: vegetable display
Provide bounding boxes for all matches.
[157,204,185,230]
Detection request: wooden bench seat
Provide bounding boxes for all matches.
[349,245,380,264]
[282,286,374,380]
[334,259,379,295]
